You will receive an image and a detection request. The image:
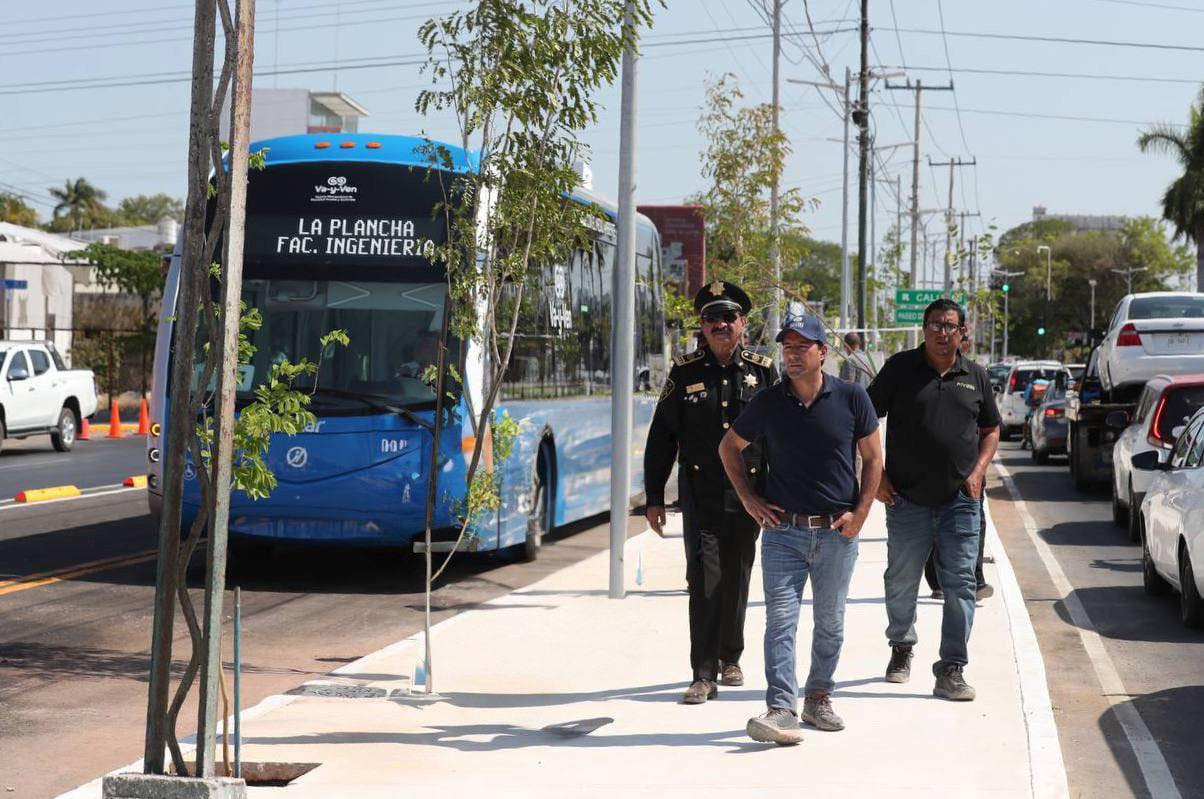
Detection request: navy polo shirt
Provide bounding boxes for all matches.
[732,374,879,515]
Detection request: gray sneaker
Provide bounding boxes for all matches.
[746,707,802,745]
[801,692,845,731]
[885,645,913,683]
[933,664,976,701]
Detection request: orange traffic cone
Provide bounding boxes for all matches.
[107,400,124,439]
[79,418,91,440]
[137,398,150,436]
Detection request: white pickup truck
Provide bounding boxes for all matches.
[0,340,98,453]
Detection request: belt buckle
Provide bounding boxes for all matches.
[807,514,823,528]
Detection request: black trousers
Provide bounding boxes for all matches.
[925,497,987,590]
[679,472,759,682]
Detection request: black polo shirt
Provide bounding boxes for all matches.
[732,374,879,515]
[867,345,1001,507]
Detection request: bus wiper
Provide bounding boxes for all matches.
[302,386,435,432]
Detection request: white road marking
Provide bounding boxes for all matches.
[994,460,1181,799]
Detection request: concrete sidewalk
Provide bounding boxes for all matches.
[69,500,1068,799]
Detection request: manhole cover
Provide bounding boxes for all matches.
[287,684,386,699]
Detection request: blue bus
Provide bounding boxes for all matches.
[147,133,667,559]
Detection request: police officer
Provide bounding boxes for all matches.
[644,280,778,704]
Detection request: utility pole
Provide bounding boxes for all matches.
[927,156,975,295]
[839,67,851,329]
[885,79,953,332]
[610,0,638,600]
[767,0,783,341]
[855,0,870,330]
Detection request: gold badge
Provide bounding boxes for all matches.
[743,373,758,388]
[708,279,725,296]
[686,382,706,394]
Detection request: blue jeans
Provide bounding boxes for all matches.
[761,521,859,713]
[883,490,981,670]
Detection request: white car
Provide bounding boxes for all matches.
[1111,374,1204,541]
[0,341,98,453]
[1132,407,1204,627]
[998,360,1067,440]
[1098,292,1204,402]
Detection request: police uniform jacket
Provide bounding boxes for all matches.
[644,345,778,511]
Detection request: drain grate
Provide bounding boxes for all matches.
[287,683,386,699]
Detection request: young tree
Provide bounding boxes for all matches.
[1138,87,1204,291]
[0,192,38,226]
[688,74,809,341]
[416,0,654,564]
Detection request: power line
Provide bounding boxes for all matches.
[925,104,1188,127]
[877,63,1204,86]
[1090,0,1204,12]
[934,0,973,155]
[881,26,1204,53]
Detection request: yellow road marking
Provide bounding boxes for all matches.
[0,549,159,596]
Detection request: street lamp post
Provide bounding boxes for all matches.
[1087,278,1098,331]
[1111,265,1148,295]
[1037,245,1052,301]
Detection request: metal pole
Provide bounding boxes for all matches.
[196,0,255,775]
[839,67,851,329]
[1089,279,1097,329]
[610,1,638,600]
[909,80,921,294]
[869,157,877,345]
[855,0,870,329]
[144,0,216,774]
[767,0,782,341]
[943,160,954,295]
[233,586,241,779]
[1003,289,1010,361]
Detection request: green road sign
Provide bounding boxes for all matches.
[894,308,926,324]
[894,289,967,308]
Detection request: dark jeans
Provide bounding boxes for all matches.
[680,473,759,682]
[884,490,981,669]
[925,498,987,590]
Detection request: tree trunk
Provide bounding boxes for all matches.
[1197,220,1204,293]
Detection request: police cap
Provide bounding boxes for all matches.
[694,280,752,316]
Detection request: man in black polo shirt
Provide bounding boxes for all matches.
[867,298,1000,701]
[719,315,882,745]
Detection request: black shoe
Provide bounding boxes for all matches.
[885,645,913,684]
[719,662,744,686]
[933,664,976,701]
[930,589,944,600]
[682,679,718,704]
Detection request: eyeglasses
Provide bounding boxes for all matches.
[924,321,964,335]
[701,311,739,325]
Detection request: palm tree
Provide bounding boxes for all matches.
[1138,88,1204,292]
[48,177,108,230]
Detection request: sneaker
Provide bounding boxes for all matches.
[933,664,976,701]
[931,589,944,599]
[801,692,845,731]
[976,583,995,600]
[746,707,802,745]
[719,662,744,686]
[682,679,717,705]
[885,645,913,683]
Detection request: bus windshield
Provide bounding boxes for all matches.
[232,279,453,411]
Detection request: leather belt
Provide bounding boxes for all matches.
[782,512,842,529]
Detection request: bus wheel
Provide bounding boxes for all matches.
[523,474,548,562]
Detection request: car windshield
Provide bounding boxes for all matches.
[1159,386,1204,441]
[989,364,1010,385]
[192,280,457,411]
[1128,296,1204,320]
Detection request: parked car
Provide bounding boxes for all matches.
[1028,382,1069,464]
[1097,292,1204,402]
[0,341,98,453]
[1131,407,1204,628]
[999,360,1068,440]
[987,362,1012,392]
[1111,374,1204,541]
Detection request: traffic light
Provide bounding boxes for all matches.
[1037,326,1046,336]
[1001,283,1010,293]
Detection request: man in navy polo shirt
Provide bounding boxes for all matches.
[719,315,882,745]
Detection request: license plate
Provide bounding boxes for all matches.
[1165,332,1193,351]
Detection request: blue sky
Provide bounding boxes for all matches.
[2,0,1201,259]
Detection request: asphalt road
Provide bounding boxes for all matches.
[0,489,646,798]
[991,440,1204,799]
[0,436,148,501]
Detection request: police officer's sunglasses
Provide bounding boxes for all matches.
[924,321,963,334]
[701,311,740,324]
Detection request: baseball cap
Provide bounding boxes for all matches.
[775,315,827,345]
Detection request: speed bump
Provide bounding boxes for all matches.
[123,475,148,488]
[15,485,82,503]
